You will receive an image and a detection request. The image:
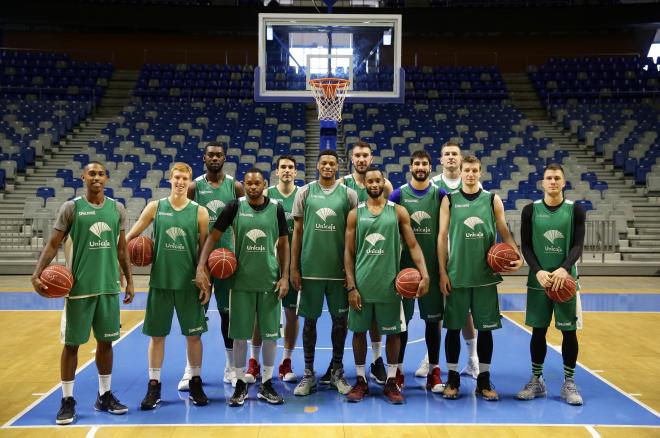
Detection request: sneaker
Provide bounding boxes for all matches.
[56,397,76,425]
[278,358,297,382]
[245,358,260,384]
[383,377,405,404]
[442,370,460,400]
[475,371,499,401]
[346,376,369,402]
[330,367,352,395]
[293,370,317,396]
[95,391,128,415]
[319,362,333,385]
[188,376,209,406]
[258,379,284,405]
[426,367,445,393]
[517,375,547,400]
[228,379,248,407]
[415,354,430,378]
[560,378,584,406]
[395,368,405,390]
[369,357,387,385]
[223,367,237,387]
[460,356,479,379]
[140,380,161,410]
[177,370,191,391]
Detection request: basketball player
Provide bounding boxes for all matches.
[178,141,245,390]
[291,149,358,396]
[126,162,210,410]
[439,155,523,401]
[31,161,133,425]
[196,167,289,406]
[247,155,301,383]
[345,166,429,404]
[389,150,445,392]
[516,163,585,405]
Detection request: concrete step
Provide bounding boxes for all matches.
[630,240,660,247]
[622,253,660,261]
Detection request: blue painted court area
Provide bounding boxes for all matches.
[7,302,660,428]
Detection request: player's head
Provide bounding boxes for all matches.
[168,162,193,195]
[364,165,385,199]
[542,163,566,196]
[82,161,108,194]
[243,167,266,200]
[351,140,373,175]
[203,141,226,173]
[460,155,481,187]
[317,149,338,181]
[440,141,462,173]
[410,150,432,183]
[275,155,296,184]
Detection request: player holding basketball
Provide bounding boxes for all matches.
[516,163,586,405]
[439,155,522,401]
[291,149,359,396]
[31,161,133,425]
[195,167,290,406]
[345,165,429,404]
[126,162,211,410]
[389,150,445,392]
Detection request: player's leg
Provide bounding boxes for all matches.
[228,290,256,406]
[517,287,552,400]
[246,321,262,384]
[346,303,372,402]
[471,285,502,401]
[326,280,351,394]
[256,291,284,404]
[441,287,470,399]
[460,314,479,379]
[555,295,582,405]
[379,301,405,404]
[279,301,299,382]
[294,279,323,396]
[368,320,385,385]
[394,297,414,388]
[418,287,444,391]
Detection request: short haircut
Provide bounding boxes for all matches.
[544,163,565,176]
[204,141,225,153]
[352,140,372,154]
[364,164,383,177]
[276,154,297,167]
[460,155,481,170]
[244,167,264,179]
[410,150,432,165]
[441,141,461,155]
[318,149,339,161]
[169,162,193,178]
[84,161,106,171]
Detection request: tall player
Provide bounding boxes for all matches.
[389,150,445,392]
[516,163,585,405]
[291,149,358,396]
[344,166,429,404]
[32,161,133,425]
[178,141,245,390]
[126,162,211,410]
[196,167,290,406]
[439,155,523,401]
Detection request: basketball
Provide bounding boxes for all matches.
[39,264,74,298]
[127,236,153,266]
[395,268,421,299]
[487,242,520,272]
[545,277,577,303]
[207,248,238,279]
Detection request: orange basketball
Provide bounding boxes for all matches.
[545,277,577,303]
[40,264,74,298]
[487,242,520,272]
[395,268,421,299]
[207,248,237,279]
[127,236,153,267]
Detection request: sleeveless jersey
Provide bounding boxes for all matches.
[231,197,280,292]
[343,174,368,202]
[268,185,298,240]
[355,201,400,303]
[195,174,235,251]
[301,182,352,280]
[447,190,502,287]
[431,174,461,193]
[527,199,578,290]
[150,198,199,291]
[69,197,121,297]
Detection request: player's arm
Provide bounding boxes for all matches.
[438,195,451,295]
[234,180,245,198]
[290,217,303,291]
[275,203,290,299]
[384,178,394,198]
[520,203,550,288]
[125,200,158,241]
[396,205,429,297]
[550,204,586,292]
[343,208,361,311]
[195,206,211,304]
[187,180,196,201]
[32,229,67,297]
[493,194,523,272]
[117,229,134,304]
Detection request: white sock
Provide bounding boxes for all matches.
[251,344,261,361]
[422,352,429,364]
[397,363,403,371]
[225,348,234,369]
[262,366,274,382]
[479,363,490,374]
[371,341,382,362]
[466,337,478,359]
[62,380,74,398]
[190,366,201,377]
[183,366,192,378]
[148,368,161,382]
[356,364,366,378]
[98,374,111,395]
[235,367,246,383]
[447,363,458,372]
[387,364,398,379]
[283,348,294,360]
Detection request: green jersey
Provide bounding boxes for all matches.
[195,173,235,250]
[231,198,280,292]
[150,198,199,291]
[268,185,298,238]
[69,197,121,297]
[343,174,368,202]
[527,199,578,290]
[447,190,502,288]
[431,174,461,193]
[355,201,400,303]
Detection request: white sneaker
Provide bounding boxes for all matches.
[223,367,237,388]
[460,357,479,379]
[177,371,191,391]
[560,378,583,406]
[415,354,429,378]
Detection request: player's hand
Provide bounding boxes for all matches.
[348,289,361,311]
[123,281,135,304]
[502,256,524,272]
[275,278,289,299]
[291,267,302,291]
[199,284,211,305]
[416,275,430,298]
[549,267,570,292]
[440,272,451,296]
[31,273,48,298]
[535,270,553,288]
[195,269,211,295]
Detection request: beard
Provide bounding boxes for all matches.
[367,187,384,199]
[412,171,429,182]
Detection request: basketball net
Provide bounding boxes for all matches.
[309,78,350,122]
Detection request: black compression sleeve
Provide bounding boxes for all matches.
[561,204,586,272]
[520,202,543,274]
[276,203,288,237]
[213,199,239,232]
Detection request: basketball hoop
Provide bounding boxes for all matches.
[309,78,350,122]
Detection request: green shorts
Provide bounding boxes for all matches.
[206,277,230,314]
[402,289,444,323]
[281,282,299,310]
[348,300,405,335]
[443,284,502,331]
[61,293,120,345]
[229,290,281,340]
[143,287,208,337]
[525,287,578,331]
[297,279,348,320]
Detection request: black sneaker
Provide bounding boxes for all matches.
[188,376,209,406]
[319,362,333,385]
[95,391,128,415]
[228,379,248,407]
[257,379,284,405]
[442,370,461,400]
[475,371,499,401]
[140,379,161,410]
[369,357,387,385]
[56,397,76,425]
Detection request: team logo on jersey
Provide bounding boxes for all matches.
[206,200,225,214]
[285,212,294,222]
[88,222,112,249]
[246,229,267,252]
[365,233,386,256]
[463,216,484,239]
[165,227,186,251]
[315,208,337,232]
[411,211,432,234]
[543,229,564,254]
[78,210,95,216]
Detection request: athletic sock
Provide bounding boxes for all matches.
[397,363,404,371]
[356,364,366,378]
[387,364,398,379]
[62,380,74,398]
[564,365,575,379]
[262,366,274,383]
[429,364,439,375]
[478,363,490,374]
[283,348,294,360]
[532,362,544,377]
[371,341,382,362]
[190,366,201,377]
[447,363,458,372]
[465,336,477,360]
[225,348,234,369]
[148,368,161,382]
[251,344,262,361]
[98,374,111,395]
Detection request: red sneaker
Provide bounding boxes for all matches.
[278,358,297,382]
[384,377,405,404]
[395,368,405,390]
[346,376,369,402]
[426,367,445,393]
[245,358,260,384]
